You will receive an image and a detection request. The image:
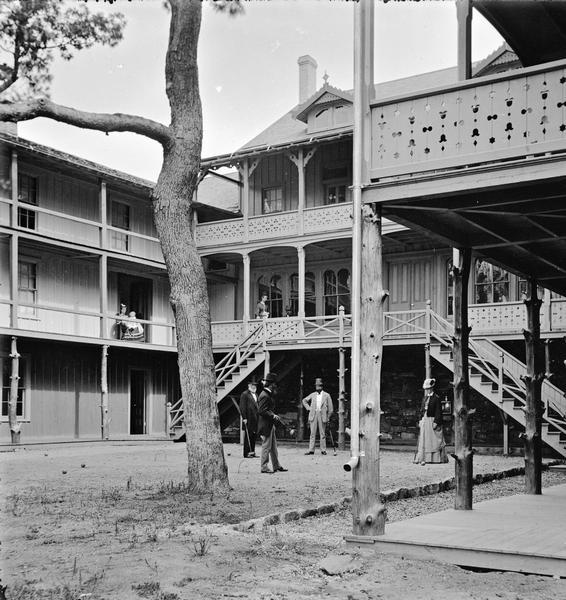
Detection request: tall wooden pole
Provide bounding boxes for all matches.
[8,337,21,445]
[352,203,387,536]
[348,0,374,505]
[297,358,304,442]
[338,304,347,450]
[456,0,472,80]
[522,277,544,494]
[451,248,474,510]
[100,344,109,440]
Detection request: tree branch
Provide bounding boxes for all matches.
[0,97,172,147]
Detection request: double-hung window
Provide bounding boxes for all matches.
[18,260,37,317]
[17,174,38,230]
[111,201,130,251]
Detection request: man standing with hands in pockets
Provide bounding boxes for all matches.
[303,377,333,455]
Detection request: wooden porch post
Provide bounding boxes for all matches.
[10,233,19,328]
[297,246,305,318]
[451,247,474,510]
[456,0,472,81]
[242,253,251,329]
[262,315,270,376]
[424,299,432,379]
[297,359,304,442]
[522,277,544,495]
[100,344,109,440]
[100,254,108,338]
[99,181,108,249]
[241,160,250,244]
[10,150,18,227]
[352,203,386,536]
[9,337,21,445]
[338,305,347,451]
[297,148,305,236]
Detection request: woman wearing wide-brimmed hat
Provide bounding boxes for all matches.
[414,378,448,465]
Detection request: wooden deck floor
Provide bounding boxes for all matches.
[345,484,566,577]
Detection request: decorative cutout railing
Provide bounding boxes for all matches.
[370,59,566,179]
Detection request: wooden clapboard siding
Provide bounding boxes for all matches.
[208,281,236,321]
[19,160,100,246]
[0,339,179,442]
[250,154,298,215]
[0,240,10,327]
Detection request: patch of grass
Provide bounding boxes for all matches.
[190,530,213,557]
[100,486,122,504]
[132,581,161,598]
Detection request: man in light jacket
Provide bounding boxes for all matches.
[302,377,333,455]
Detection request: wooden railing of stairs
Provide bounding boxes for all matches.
[426,311,566,459]
[168,322,266,439]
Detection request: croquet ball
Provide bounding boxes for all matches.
[62,470,67,474]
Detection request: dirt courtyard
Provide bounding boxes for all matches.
[1,440,566,600]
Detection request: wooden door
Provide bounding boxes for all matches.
[130,369,146,435]
[387,258,433,334]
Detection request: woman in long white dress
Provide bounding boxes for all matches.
[414,378,448,465]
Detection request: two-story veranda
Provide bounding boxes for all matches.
[1,40,566,450]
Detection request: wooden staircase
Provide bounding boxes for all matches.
[168,324,266,439]
[428,312,566,458]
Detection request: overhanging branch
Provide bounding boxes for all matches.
[0,97,172,147]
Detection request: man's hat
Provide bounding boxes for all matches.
[315,377,323,386]
[247,377,259,386]
[263,372,278,384]
[422,378,436,390]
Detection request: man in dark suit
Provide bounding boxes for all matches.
[257,372,288,474]
[239,377,259,458]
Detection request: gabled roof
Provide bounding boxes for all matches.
[294,84,353,123]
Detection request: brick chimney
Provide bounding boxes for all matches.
[298,55,317,104]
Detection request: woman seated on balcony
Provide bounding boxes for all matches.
[123,311,144,341]
[116,303,129,339]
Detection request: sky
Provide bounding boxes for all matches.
[18,0,504,182]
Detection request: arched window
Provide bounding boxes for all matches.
[289,273,299,316]
[324,268,350,315]
[474,260,509,304]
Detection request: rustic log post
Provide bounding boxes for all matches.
[351,203,387,536]
[450,248,474,510]
[8,337,21,445]
[338,305,347,450]
[100,344,109,440]
[521,277,544,495]
[262,315,270,376]
[499,410,509,456]
[297,358,304,442]
[424,300,432,378]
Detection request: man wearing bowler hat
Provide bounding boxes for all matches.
[302,377,334,455]
[257,372,288,474]
[239,377,259,458]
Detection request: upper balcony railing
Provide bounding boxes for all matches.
[0,197,164,263]
[1,196,355,256]
[369,59,566,180]
[1,297,565,349]
[195,202,353,248]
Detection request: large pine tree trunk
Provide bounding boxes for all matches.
[151,0,229,495]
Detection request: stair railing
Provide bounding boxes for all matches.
[215,323,264,387]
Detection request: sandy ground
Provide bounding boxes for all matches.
[1,441,566,600]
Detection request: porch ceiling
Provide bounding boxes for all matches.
[376,177,566,296]
[474,0,566,67]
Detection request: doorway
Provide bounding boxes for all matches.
[130,369,147,435]
[117,274,153,342]
[388,258,433,312]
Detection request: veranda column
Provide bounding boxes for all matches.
[338,305,347,451]
[10,150,18,227]
[10,233,18,328]
[242,253,251,328]
[297,148,305,236]
[456,0,472,80]
[100,255,108,338]
[100,344,109,440]
[522,277,544,494]
[9,336,21,444]
[241,160,250,244]
[99,181,108,249]
[451,247,474,510]
[297,246,305,318]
